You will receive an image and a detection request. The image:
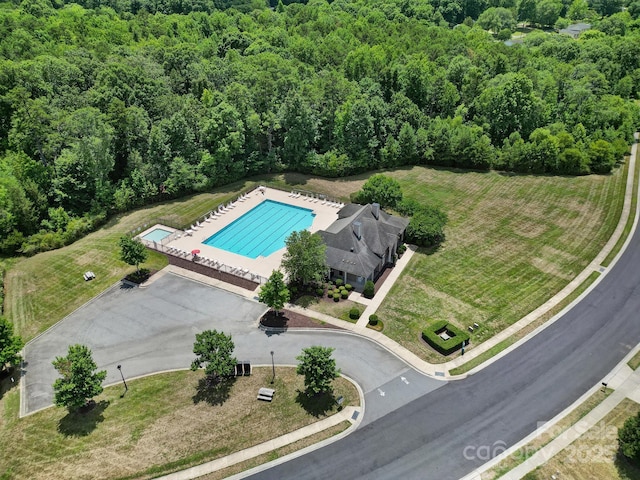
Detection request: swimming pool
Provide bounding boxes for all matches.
[203,200,315,258]
[142,228,172,242]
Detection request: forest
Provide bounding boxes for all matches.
[0,0,639,255]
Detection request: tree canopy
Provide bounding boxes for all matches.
[0,0,638,255]
[296,346,340,396]
[119,235,148,272]
[0,317,24,372]
[190,330,237,382]
[355,174,403,209]
[281,230,327,286]
[258,270,290,314]
[52,344,107,412]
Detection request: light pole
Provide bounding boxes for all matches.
[270,351,275,384]
[117,364,128,396]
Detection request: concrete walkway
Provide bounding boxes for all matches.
[144,135,639,479]
[462,344,640,480]
[156,405,362,480]
[444,133,639,375]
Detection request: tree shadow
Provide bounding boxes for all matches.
[192,376,236,406]
[0,367,19,401]
[295,390,336,417]
[57,400,110,437]
[614,451,640,479]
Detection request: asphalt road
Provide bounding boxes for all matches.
[244,221,640,478]
[22,274,444,417]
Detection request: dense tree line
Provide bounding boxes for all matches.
[1,0,639,254]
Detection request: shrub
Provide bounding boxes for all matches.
[345,284,353,291]
[397,244,407,256]
[333,293,340,302]
[333,288,341,296]
[422,320,470,355]
[341,290,349,299]
[335,278,343,287]
[316,287,324,296]
[339,286,347,292]
[363,280,375,299]
[349,307,360,319]
[368,314,379,326]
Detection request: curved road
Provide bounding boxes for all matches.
[245,223,640,477]
[22,274,444,418]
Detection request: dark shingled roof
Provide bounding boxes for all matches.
[318,204,409,278]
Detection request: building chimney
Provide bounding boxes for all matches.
[353,221,362,240]
[372,203,380,219]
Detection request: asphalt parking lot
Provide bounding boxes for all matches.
[23,273,445,418]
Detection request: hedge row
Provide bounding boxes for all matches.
[422,320,470,356]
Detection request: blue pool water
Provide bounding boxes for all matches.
[142,228,172,242]
[203,200,315,258]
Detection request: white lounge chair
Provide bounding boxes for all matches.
[289,191,295,197]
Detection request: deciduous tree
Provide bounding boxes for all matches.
[52,344,107,412]
[119,235,148,272]
[258,270,290,314]
[0,317,24,372]
[281,230,327,286]
[296,346,340,396]
[190,330,237,383]
[356,174,403,209]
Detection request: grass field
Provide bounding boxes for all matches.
[523,399,640,480]
[4,162,628,355]
[4,183,253,341]
[375,164,627,362]
[450,271,601,375]
[0,367,358,480]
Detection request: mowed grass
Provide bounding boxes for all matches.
[526,398,640,480]
[5,183,253,341]
[0,367,358,480]
[376,165,627,362]
[482,387,612,479]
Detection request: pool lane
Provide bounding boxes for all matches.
[202,200,315,258]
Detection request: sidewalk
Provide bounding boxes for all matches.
[463,344,640,480]
[164,129,637,380]
[445,134,638,375]
[156,406,362,480]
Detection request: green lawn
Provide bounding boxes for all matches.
[0,367,358,480]
[5,183,253,341]
[376,164,627,362]
[4,163,628,358]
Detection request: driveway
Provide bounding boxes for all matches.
[23,273,445,417]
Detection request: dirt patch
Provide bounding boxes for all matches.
[260,309,343,330]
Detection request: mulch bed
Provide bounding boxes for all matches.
[260,309,343,330]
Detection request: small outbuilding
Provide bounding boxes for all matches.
[559,23,591,38]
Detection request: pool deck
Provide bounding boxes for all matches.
[158,187,341,282]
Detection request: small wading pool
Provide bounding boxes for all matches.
[142,228,172,243]
[203,200,315,258]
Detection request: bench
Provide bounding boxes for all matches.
[257,387,275,402]
[83,271,96,281]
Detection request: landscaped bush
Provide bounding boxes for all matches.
[335,278,343,287]
[339,286,347,292]
[345,284,353,291]
[333,293,340,302]
[316,287,324,296]
[397,244,407,256]
[341,290,349,299]
[422,320,470,355]
[349,307,360,319]
[363,280,375,299]
[368,314,379,326]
